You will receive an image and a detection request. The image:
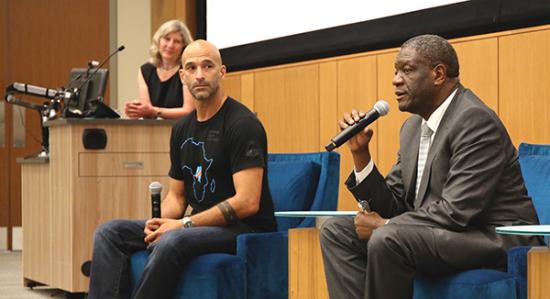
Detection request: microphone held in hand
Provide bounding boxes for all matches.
[149,181,162,218]
[325,100,390,152]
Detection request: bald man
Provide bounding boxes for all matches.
[88,40,277,299]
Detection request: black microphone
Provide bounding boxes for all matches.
[325,100,390,152]
[149,181,162,218]
[7,82,61,98]
[74,45,125,91]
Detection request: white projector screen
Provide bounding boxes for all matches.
[207,0,469,49]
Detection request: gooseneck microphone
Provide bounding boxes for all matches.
[149,181,162,218]
[325,100,390,152]
[75,45,125,91]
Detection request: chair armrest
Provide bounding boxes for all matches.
[507,246,532,299]
[237,232,289,299]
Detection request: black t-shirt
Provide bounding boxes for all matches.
[140,62,183,108]
[169,97,277,232]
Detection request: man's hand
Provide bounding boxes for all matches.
[340,109,374,171]
[354,211,387,240]
[340,109,374,154]
[143,218,183,244]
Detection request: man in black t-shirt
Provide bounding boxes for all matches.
[88,40,277,299]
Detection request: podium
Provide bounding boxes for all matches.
[20,118,174,293]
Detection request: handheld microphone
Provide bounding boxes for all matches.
[149,181,162,218]
[7,82,61,99]
[325,100,390,152]
[74,45,125,91]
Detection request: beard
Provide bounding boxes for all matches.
[191,83,219,101]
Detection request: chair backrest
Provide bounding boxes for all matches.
[267,151,340,231]
[518,143,550,225]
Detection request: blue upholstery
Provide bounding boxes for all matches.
[129,151,340,299]
[413,269,518,299]
[130,252,245,299]
[507,143,550,299]
[414,143,550,299]
[268,161,320,231]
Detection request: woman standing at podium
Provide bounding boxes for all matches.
[125,19,195,119]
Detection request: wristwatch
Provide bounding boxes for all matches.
[182,217,194,228]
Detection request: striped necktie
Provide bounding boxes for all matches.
[416,122,433,198]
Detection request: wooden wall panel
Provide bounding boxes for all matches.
[222,75,242,101]
[0,0,9,233]
[7,0,109,233]
[240,73,255,111]
[453,38,498,113]
[336,56,377,210]
[254,65,320,153]
[499,29,550,146]
[319,62,338,151]
[151,0,197,39]
[376,51,409,176]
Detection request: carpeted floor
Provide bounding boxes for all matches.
[0,251,68,298]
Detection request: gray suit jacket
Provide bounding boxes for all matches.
[347,85,542,269]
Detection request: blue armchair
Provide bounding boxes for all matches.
[130,151,340,299]
[413,143,550,299]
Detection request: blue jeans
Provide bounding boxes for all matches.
[87,219,253,299]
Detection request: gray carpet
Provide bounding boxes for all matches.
[0,251,67,298]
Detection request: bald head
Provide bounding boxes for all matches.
[182,39,223,66]
[180,39,226,102]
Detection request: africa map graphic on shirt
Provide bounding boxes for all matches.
[181,138,216,202]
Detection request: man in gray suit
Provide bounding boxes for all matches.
[320,34,543,299]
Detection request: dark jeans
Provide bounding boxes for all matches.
[87,219,253,299]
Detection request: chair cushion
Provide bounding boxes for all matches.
[413,269,517,299]
[130,251,245,299]
[268,160,320,231]
[518,143,550,226]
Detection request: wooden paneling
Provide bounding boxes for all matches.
[22,163,50,283]
[24,122,172,292]
[499,29,550,146]
[336,56,377,211]
[4,0,109,249]
[254,65,320,153]
[319,62,338,151]
[222,75,242,102]
[151,0,197,39]
[241,73,255,111]
[528,247,550,299]
[223,73,255,111]
[452,38,498,113]
[288,228,329,299]
[79,152,170,177]
[377,51,408,176]
[0,0,9,237]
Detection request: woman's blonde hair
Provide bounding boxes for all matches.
[149,20,193,66]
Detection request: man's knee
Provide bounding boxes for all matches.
[367,224,400,255]
[150,229,186,258]
[94,219,141,243]
[320,217,354,245]
[95,219,124,240]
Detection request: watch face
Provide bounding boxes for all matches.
[184,218,193,228]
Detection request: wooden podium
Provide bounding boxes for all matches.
[20,119,174,293]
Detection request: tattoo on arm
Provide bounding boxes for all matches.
[218,201,238,225]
